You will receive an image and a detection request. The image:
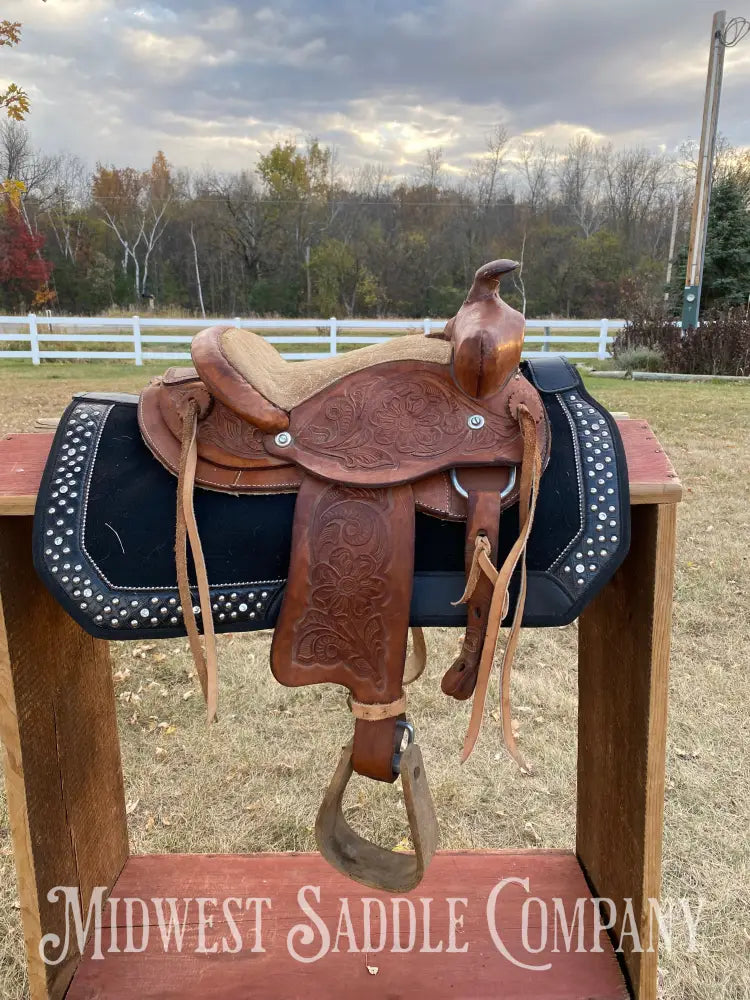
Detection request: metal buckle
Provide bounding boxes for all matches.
[392,720,415,776]
[450,465,517,500]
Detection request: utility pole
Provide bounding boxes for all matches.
[682,9,726,329]
[664,199,679,303]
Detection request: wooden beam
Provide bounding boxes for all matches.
[0,421,681,516]
[0,517,128,1000]
[577,503,677,999]
[67,851,628,999]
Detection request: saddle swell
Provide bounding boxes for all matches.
[136,259,551,892]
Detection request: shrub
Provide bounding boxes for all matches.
[613,306,750,377]
[616,347,665,372]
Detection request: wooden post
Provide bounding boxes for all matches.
[329,316,338,356]
[577,501,678,1000]
[598,318,609,360]
[28,314,40,366]
[0,517,128,1000]
[132,315,143,367]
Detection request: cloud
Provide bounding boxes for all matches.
[1,0,748,175]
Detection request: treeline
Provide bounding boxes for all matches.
[1,121,748,319]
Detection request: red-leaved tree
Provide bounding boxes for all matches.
[0,192,53,310]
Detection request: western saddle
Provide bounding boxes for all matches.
[138,259,551,891]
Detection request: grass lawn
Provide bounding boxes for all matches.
[0,360,748,1000]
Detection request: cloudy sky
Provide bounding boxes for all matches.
[3,0,750,177]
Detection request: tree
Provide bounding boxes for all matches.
[0,180,52,309]
[670,171,750,312]
[0,9,48,120]
[92,152,175,302]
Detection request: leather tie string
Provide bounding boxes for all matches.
[460,404,542,770]
[176,399,219,723]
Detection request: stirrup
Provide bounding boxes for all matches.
[315,733,439,893]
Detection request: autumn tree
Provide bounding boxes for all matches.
[92,151,175,303]
[0,180,52,309]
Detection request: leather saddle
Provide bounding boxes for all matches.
[138,260,550,891]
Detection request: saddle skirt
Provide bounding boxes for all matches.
[33,261,630,892]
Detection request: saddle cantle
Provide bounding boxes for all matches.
[33,260,631,893]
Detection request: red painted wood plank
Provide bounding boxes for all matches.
[66,851,628,1000]
[0,421,680,514]
[0,433,53,513]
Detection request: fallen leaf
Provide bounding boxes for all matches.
[392,837,412,853]
[182,690,194,701]
[523,822,541,845]
[125,798,140,816]
[155,747,166,758]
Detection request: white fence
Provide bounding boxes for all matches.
[0,314,626,365]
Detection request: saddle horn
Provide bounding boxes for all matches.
[438,258,525,399]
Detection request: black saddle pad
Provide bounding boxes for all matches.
[33,358,629,639]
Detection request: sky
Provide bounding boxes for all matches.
[3,0,750,179]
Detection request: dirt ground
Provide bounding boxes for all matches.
[0,361,748,999]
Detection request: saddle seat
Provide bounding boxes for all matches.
[192,325,452,433]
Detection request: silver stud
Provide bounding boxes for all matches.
[239,602,248,612]
[589,564,596,571]
[575,563,585,573]
[274,431,293,447]
[564,566,571,573]
[261,591,268,599]
[600,550,607,557]
[139,608,149,618]
[611,535,618,542]
[467,414,485,430]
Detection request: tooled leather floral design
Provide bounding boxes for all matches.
[293,485,391,689]
[197,401,268,458]
[293,373,519,470]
